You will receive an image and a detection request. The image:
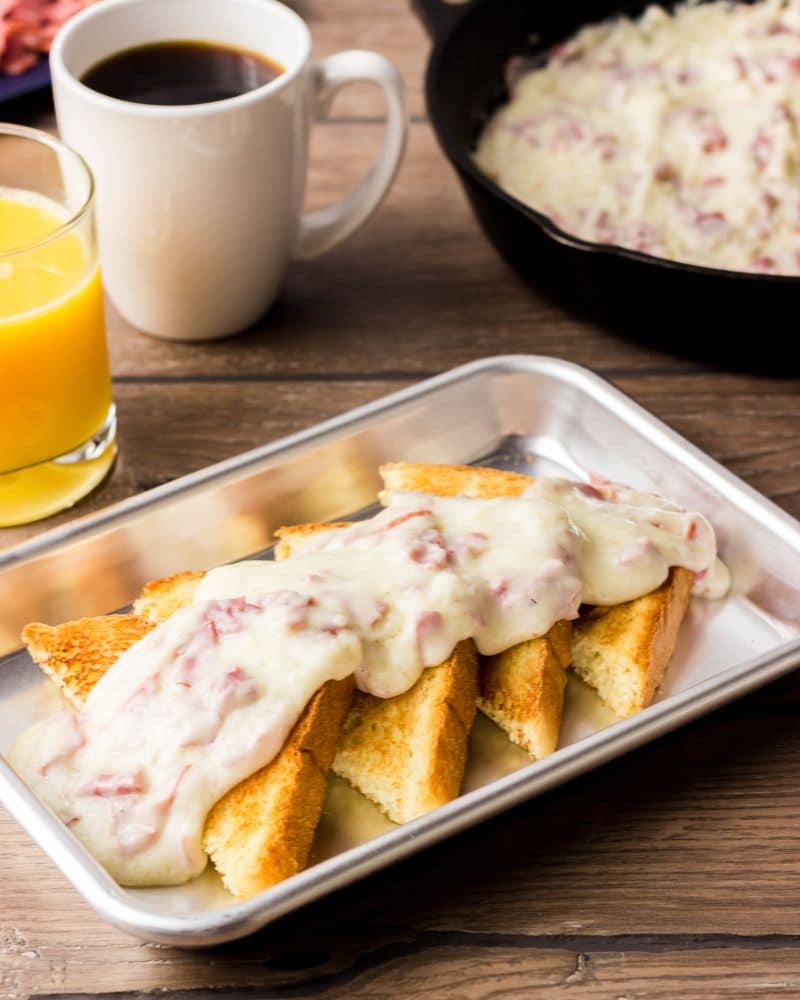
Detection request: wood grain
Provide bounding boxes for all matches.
[286,0,432,119]
[5,945,800,999]
[1,374,798,553]
[1,0,799,994]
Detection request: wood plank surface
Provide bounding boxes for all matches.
[2,374,798,550]
[1,674,800,996]
[1,0,800,996]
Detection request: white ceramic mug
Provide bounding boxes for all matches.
[50,0,407,341]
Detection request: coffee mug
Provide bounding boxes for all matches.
[50,0,407,341]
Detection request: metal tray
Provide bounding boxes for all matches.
[1,355,799,947]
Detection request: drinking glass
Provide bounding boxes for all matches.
[0,124,116,527]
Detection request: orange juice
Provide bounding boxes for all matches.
[0,188,116,527]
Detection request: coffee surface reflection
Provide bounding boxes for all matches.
[81,40,284,106]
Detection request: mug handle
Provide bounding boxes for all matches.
[294,50,408,260]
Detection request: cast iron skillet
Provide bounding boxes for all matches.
[413,0,797,370]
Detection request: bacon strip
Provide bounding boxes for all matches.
[1,0,98,76]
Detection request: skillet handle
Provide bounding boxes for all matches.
[411,0,469,42]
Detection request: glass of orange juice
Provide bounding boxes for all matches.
[0,124,116,527]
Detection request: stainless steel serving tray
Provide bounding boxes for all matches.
[1,355,799,947]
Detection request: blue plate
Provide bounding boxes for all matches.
[0,58,51,103]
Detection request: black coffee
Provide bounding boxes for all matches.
[81,40,284,106]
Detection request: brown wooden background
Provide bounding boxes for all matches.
[2,1,800,996]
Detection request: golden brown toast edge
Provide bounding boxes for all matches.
[379,462,569,757]
[479,620,571,759]
[22,615,155,709]
[333,640,477,824]
[572,567,694,717]
[132,570,206,623]
[273,522,351,562]
[275,521,479,823]
[203,675,354,898]
[22,570,353,898]
[379,462,533,502]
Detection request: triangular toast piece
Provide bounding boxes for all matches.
[22,575,353,899]
[202,672,354,895]
[571,567,693,717]
[381,462,694,721]
[334,640,477,823]
[274,522,479,824]
[479,620,571,759]
[379,462,570,756]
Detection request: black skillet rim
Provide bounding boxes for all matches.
[421,0,800,286]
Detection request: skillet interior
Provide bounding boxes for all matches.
[418,0,798,371]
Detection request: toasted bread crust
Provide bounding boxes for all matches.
[273,522,351,562]
[203,676,354,898]
[22,615,155,709]
[479,621,572,758]
[133,570,205,623]
[333,641,478,823]
[379,462,532,501]
[572,567,694,716]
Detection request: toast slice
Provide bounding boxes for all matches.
[21,574,354,898]
[333,639,477,824]
[202,673,354,896]
[381,462,694,720]
[275,522,479,824]
[571,567,694,717]
[379,462,570,755]
[479,619,572,759]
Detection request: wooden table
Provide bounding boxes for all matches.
[2,3,800,997]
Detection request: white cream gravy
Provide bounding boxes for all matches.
[475,0,800,275]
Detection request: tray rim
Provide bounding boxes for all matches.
[2,353,799,947]
[4,354,800,569]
